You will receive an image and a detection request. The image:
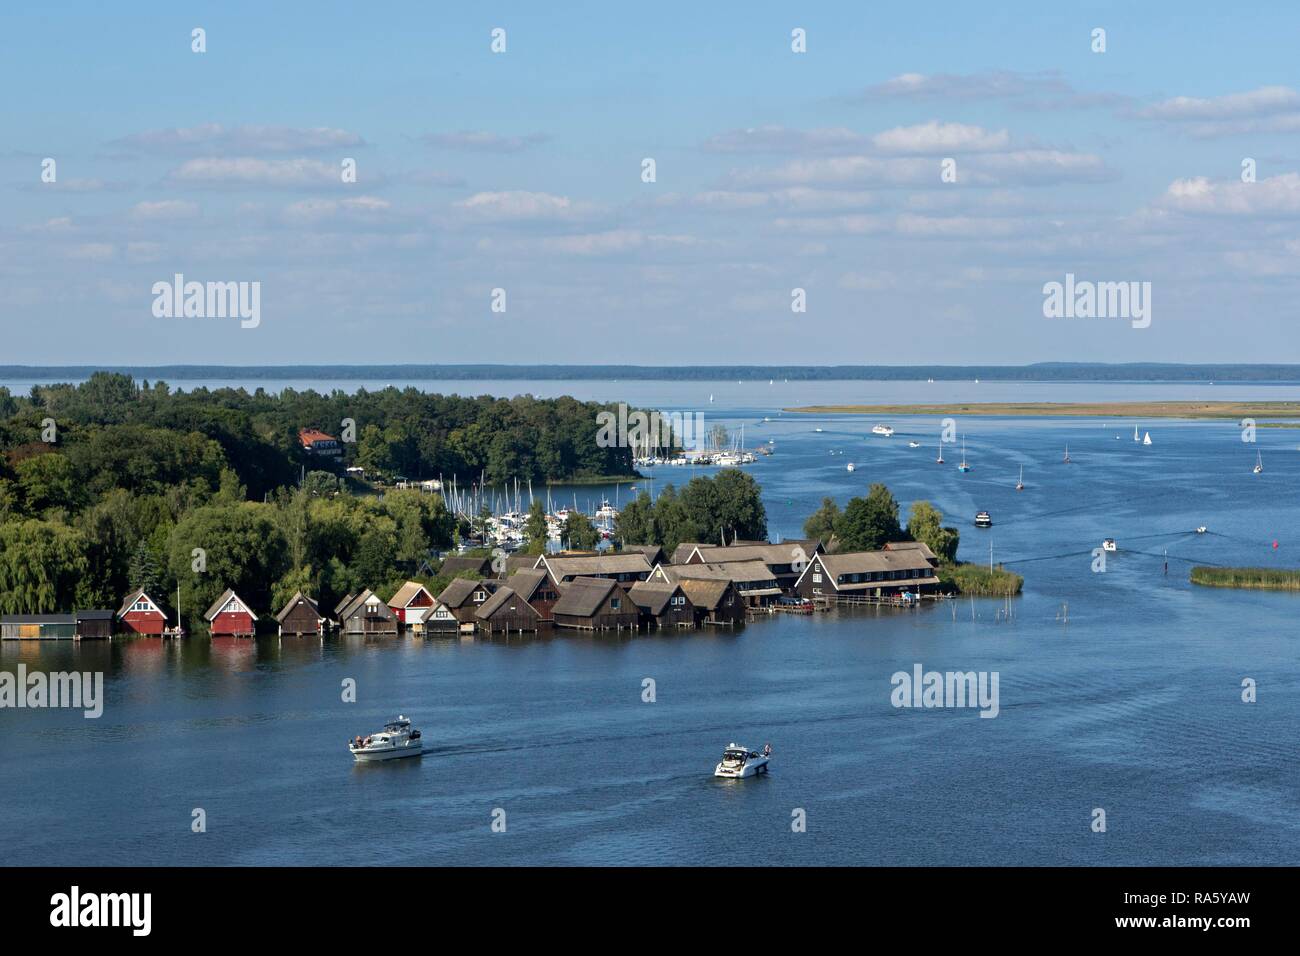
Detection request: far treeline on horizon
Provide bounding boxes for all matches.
[6,363,1300,383]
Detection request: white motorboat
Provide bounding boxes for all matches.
[349,715,424,762]
[1253,451,1263,474]
[974,511,992,528]
[872,424,894,437]
[846,462,855,473]
[714,743,771,779]
[814,427,823,433]
[1102,538,1117,552]
[1196,525,1208,534]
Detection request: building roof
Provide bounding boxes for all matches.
[75,609,115,621]
[504,553,542,576]
[619,543,666,564]
[678,579,731,611]
[275,591,321,624]
[204,588,258,622]
[298,428,337,447]
[440,555,495,577]
[505,568,549,602]
[883,540,939,561]
[338,589,396,620]
[664,559,778,585]
[117,588,164,618]
[688,542,815,568]
[333,592,357,616]
[1,613,76,624]
[626,581,682,615]
[436,577,482,608]
[542,553,652,580]
[669,542,709,565]
[388,581,433,609]
[552,576,621,617]
[475,586,541,621]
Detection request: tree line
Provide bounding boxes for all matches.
[0,372,640,624]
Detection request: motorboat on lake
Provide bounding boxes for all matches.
[349,715,424,762]
[974,511,992,528]
[1102,538,1117,552]
[908,440,921,448]
[1196,525,1208,534]
[714,743,771,779]
[871,424,894,437]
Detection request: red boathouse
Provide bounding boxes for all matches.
[204,589,258,637]
[117,588,167,635]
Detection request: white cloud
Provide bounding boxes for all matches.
[453,190,593,222]
[130,200,200,221]
[420,131,548,152]
[115,123,365,154]
[702,126,869,153]
[167,157,341,187]
[283,195,392,222]
[1138,86,1300,137]
[872,121,1011,154]
[1163,173,1300,215]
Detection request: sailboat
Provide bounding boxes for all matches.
[164,583,186,638]
[957,437,971,472]
[1063,444,1071,463]
[1143,431,1152,445]
[1253,450,1263,474]
[1015,466,1024,491]
[1133,425,1140,442]
[936,439,944,464]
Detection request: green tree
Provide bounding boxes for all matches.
[905,500,960,562]
[679,470,767,545]
[563,511,600,550]
[524,498,549,547]
[837,483,901,552]
[614,491,654,545]
[16,453,81,514]
[803,497,841,546]
[0,519,88,613]
[127,539,165,596]
[166,503,289,629]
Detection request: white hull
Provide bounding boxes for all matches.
[714,756,769,778]
[351,740,424,762]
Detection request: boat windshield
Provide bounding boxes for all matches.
[383,721,409,731]
[723,750,747,762]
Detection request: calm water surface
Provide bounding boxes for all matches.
[3,382,1299,865]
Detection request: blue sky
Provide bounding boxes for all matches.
[5,1,1300,365]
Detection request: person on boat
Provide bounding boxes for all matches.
[762,743,772,757]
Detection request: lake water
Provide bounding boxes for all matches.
[3,380,1299,865]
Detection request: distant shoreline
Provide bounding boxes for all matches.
[785,401,1300,419]
[8,363,1300,384]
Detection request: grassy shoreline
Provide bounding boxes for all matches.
[785,401,1300,419]
[938,562,1024,596]
[1190,567,1300,590]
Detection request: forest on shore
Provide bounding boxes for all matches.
[0,373,636,625]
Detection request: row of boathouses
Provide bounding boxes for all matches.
[0,538,942,639]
